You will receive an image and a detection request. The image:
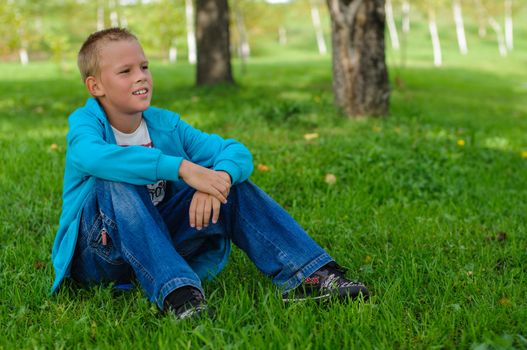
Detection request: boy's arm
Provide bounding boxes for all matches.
[177,118,254,184]
[68,111,230,202]
[67,113,182,185]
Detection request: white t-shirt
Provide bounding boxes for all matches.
[111,119,166,206]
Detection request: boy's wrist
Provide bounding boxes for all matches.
[216,170,232,184]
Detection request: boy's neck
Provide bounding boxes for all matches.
[98,100,143,133]
[109,114,143,134]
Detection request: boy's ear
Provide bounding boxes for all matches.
[85,76,105,97]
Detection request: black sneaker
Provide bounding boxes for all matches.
[282,263,369,302]
[164,286,212,320]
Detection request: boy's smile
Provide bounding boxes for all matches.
[89,39,153,132]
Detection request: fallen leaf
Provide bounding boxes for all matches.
[50,144,59,151]
[257,164,269,172]
[522,151,527,159]
[498,297,510,305]
[304,133,319,141]
[466,271,473,277]
[496,231,507,241]
[34,261,45,269]
[457,139,465,146]
[325,173,337,185]
[363,255,372,264]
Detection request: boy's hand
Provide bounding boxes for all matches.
[179,160,230,203]
[189,191,221,230]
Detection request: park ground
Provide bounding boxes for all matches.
[1,12,527,350]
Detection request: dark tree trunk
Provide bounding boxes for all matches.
[326,0,390,117]
[196,0,234,85]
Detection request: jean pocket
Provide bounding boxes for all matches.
[88,221,126,266]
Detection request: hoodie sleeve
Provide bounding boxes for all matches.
[176,117,253,184]
[67,109,183,184]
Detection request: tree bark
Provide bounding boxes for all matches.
[504,0,513,51]
[186,0,197,64]
[453,0,468,55]
[326,0,389,117]
[310,3,327,54]
[196,0,234,85]
[385,0,400,50]
[428,8,442,66]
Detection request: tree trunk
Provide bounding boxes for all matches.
[97,5,104,30]
[488,17,507,57]
[504,0,513,51]
[186,0,197,64]
[428,8,442,67]
[196,0,234,85]
[326,0,390,117]
[453,0,468,55]
[401,0,410,33]
[310,3,327,54]
[235,5,250,61]
[385,0,400,50]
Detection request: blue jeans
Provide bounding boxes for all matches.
[70,179,333,309]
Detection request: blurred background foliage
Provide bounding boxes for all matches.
[0,0,524,67]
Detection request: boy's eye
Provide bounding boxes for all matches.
[142,65,149,70]
[119,69,130,74]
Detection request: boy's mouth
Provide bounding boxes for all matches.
[132,88,149,96]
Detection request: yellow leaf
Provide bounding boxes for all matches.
[257,164,269,172]
[304,133,319,141]
[457,139,465,146]
[521,151,527,159]
[325,173,337,185]
[50,143,59,151]
[498,297,510,305]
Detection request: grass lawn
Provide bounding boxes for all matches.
[1,14,527,349]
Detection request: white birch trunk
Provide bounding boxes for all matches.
[453,0,468,55]
[235,7,250,60]
[278,26,287,45]
[120,15,128,28]
[169,48,177,63]
[97,5,104,30]
[504,0,513,51]
[428,9,442,67]
[185,0,197,65]
[19,48,29,65]
[474,0,487,37]
[488,17,507,57]
[310,4,327,54]
[110,11,119,27]
[385,0,400,50]
[401,0,410,33]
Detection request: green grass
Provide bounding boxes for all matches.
[2,16,527,349]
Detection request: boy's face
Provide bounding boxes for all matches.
[89,39,153,120]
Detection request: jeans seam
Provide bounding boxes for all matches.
[122,246,155,283]
[234,204,296,272]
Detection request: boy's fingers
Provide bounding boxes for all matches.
[210,187,227,204]
[212,199,220,224]
[189,197,197,228]
[203,197,212,227]
[196,199,205,230]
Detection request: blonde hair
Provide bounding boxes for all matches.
[77,27,138,82]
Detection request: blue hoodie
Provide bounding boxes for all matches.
[51,98,253,293]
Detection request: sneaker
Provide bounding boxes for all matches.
[282,263,369,302]
[164,286,212,320]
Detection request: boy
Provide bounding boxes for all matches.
[51,28,368,320]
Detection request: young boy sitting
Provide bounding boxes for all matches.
[51,28,368,320]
